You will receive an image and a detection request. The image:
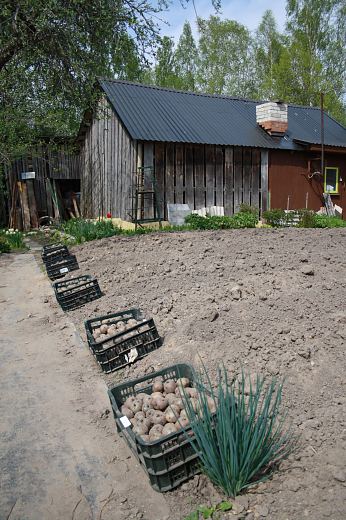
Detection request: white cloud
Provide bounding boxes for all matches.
[159,0,287,42]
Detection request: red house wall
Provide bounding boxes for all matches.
[269,150,346,218]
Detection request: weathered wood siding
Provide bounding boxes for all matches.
[3,146,80,221]
[138,142,266,219]
[80,98,136,219]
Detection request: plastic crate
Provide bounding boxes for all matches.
[108,363,202,492]
[85,309,162,373]
[53,275,102,311]
[42,244,70,264]
[45,254,79,281]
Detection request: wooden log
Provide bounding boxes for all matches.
[26,180,39,228]
[19,182,31,231]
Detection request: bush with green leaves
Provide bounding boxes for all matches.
[58,218,122,244]
[185,212,258,230]
[313,214,346,228]
[0,229,26,250]
[0,236,11,254]
[182,366,295,497]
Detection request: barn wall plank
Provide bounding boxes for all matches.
[233,147,243,212]
[243,148,252,205]
[185,144,194,209]
[224,147,234,215]
[165,143,175,210]
[205,145,215,207]
[251,149,260,211]
[154,142,165,219]
[175,144,184,204]
[215,146,224,207]
[194,144,205,209]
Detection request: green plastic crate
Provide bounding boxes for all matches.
[108,363,202,492]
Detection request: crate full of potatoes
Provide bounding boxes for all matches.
[41,244,70,265]
[108,363,216,492]
[53,275,102,311]
[85,309,162,373]
[45,254,79,281]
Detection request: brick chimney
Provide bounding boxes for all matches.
[256,101,288,136]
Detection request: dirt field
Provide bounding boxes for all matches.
[1,228,345,520]
[69,228,346,519]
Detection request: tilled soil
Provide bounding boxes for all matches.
[66,228,346,520]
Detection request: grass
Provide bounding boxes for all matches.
[0,229,27,252]
[182,365,296,498]
[263,209,346,228]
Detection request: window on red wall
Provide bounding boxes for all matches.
[324,167,339,194]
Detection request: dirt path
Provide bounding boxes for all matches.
[0,253,170,520]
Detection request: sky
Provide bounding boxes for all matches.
[157,0,287,41]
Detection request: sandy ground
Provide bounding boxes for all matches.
[0,253,169,520]
[68,228,346,520]
[1,228,345,520]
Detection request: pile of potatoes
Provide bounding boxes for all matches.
[120,376,216,442]
[92,317,149,344]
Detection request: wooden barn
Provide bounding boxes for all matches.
[3,143,81,229]
[78,80,346,222]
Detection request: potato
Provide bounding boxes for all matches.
[186,387,198,399]
[165,404,180,423]
[207,396,217,413]
[162,423,177,437]
[128,399,142,414]
[165,393,177,405]
[176,416,190,429]
[120,405,134,419]
[151,410,166,426]
[149,423,164,441]
[134,411,145,421]
[107,325,117,336]
[176,377,190,388]
[145,408,155,419]
[133,421,149,436]
[152,396,168,411]
[151,392,164,399]
[163,379,177,394]
[135,392,148,404]
[100,324,108,334]
[140,434,150,442]
[93,328,101,339]
[127,318,138,328]
[124,396,137,410]
[152,377,164,393]
[96,333,108,343]
[116,320,126,329]
[142,402,153,414]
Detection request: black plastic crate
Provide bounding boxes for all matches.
[45,254,79,281]
[108,363,202,492]
[42,244,70,264]
[85,309,162,373]
[53,275,102,311]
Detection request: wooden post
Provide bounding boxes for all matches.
[18,182,31,231]
[26,180,39,228]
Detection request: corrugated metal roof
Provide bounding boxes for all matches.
[99,79,346,150]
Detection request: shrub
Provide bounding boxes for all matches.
[296,209,316,228]
[239,203,258,216]
[59,218,122,244]
[185,212,258,230]
[313,214,346,228]
[0,236,11,253]
[262,209,286,227]
[182,365,295,497]
[0,229,26,250]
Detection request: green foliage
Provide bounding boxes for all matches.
[0,229,26,250]
[239,203,258,216]
[182,366,295,497]
[58,218,122,244]
[0,236,11,253]
[313,214,346,228]
[185,212,258,230]
[184,501,232,520]
[296,209,316,228]
[262,209,287,227]
[174,22,198,91]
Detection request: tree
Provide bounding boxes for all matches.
[196,16,256,98]
[154,36,180,88]
[254,10,284,99]
[0,0,164,162]
[174,22,198,91]
[273,0,345,122]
